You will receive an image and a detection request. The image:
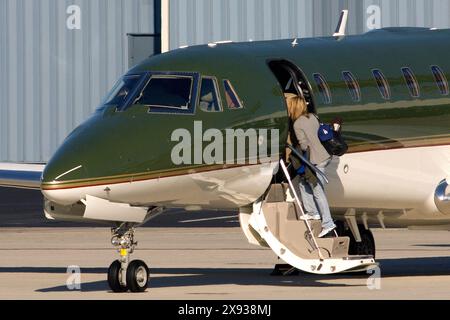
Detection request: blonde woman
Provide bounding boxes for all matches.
[285,95,336,238]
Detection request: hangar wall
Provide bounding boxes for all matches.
[0,0,157,162]
[2,0,450,162]
[168,0,450,49]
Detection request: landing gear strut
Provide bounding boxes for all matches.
[107,223,149,292]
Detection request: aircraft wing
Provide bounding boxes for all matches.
[0,163,45,190]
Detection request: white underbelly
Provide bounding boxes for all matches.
[43,161,278,209]
[326,145,450,219]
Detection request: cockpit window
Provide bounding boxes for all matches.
[101,74,144,109]
[223,80,244,109]
[199,77,222,112]
[134,75,195,114]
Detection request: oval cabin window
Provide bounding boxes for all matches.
[342,71,361,102]
[372,69,391,100]
[401,67,420,98]
[431,65,449,96]
[313,73,332,104]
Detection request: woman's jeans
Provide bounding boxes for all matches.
[298,158,336,229]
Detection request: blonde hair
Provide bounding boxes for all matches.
[285,94,308,121]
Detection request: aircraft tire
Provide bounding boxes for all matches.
[126,260,149,293]
[348,226,376,258]
[107,260,128,293]
[336,222,376,258]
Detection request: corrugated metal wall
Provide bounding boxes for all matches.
[3,0,450,162]
[0,0,156,162]
[169,0,450,49]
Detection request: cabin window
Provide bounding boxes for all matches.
[372,69,391,100]
[431,65,449,95]
[134,75,195,114]
[223,80,244,109]
[401,67,420,98]
[102,74,144,109]
[342,71,361,102]
[199,77,222,112]
[312,73,332,104]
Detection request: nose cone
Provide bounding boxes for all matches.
[42,141,86,184]
[41,108,160,205]
[40,113,108,205]
[40,112,129,205]
[41,131,89,205]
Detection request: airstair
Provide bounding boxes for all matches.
[243,160,377,275]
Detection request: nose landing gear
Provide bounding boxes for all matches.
[107,224,149,293]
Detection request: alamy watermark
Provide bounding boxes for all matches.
[66,265,81,290]
[66,5,81,30]
[366,5,382,30]
[170,121,280,165]
[367,266,382,290]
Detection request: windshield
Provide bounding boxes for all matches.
[127,72,199,114]
[97,74,144,111]
[135,76,193,110]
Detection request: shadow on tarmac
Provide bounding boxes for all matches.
[34,268,362,292]
[0,256,447,293]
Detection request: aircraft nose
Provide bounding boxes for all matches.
[41,135,89,205]
[41,166,87,205]
[42,163,85,186]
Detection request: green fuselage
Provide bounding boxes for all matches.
[42,27,450,191]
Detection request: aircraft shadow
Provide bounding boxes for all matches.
[34,268,360,293]
[376,256,450,278]
[414,244,450,248]
[0,267,106,274]
[2,256,444,293]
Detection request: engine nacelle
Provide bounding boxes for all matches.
[435,179,450,215]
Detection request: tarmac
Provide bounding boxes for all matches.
[0,188,449,300]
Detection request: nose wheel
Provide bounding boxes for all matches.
[107,260,128,292]
[126,260,149,292]
[107,224,150,293]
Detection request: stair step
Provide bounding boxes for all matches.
[265,184,287,203]
[317,236,350,258]
[343,255,374,261]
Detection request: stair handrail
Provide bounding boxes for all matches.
[279,159,324,260]
[286,144,329,184]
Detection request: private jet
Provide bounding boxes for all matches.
[1,12,449,292]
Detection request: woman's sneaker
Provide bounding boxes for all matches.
[318,225,336,238]
[300,214,321,221]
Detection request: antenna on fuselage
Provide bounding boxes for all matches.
[333,10,349,37]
